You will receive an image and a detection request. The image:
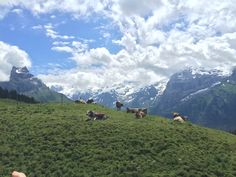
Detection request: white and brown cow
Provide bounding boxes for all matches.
[86,110,108,121]
[135,110,146,118]
[173,112,187,123]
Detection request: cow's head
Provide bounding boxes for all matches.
[86,110,95,117]
[172,112,180,118]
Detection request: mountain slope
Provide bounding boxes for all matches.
[151,68,225,115]
[150,68,236,131]
[1,99,236,177]
[164,81,236,131]
[0,86,37,103]
[0,66,71,103]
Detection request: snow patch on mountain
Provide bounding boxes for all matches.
[181,81,222,102]
[190,67,231,76]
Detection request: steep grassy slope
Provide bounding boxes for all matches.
[165,82,236,131]
[0,99,236,177]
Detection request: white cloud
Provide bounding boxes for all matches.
[51,40,88,57]
[103,32,111,39]
[32,25,43,30]
[11,8,23,15]
[0,0,111,18]
[51,46,74,53]
[1,0,236,94]
[119,0,163,16]
[0,41,31,81]
[44,24,75,40]
[52,41,70,46]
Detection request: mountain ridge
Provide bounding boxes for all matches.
[0,66,72,103]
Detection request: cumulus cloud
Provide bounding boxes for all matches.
[0,0,111,18]
[0,41,31,81]
[119,0,163,16]
[1,0,236,93]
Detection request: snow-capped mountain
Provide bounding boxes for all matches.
[149,67,236,131]
[61,80,168,109]
[0,66,71,103]
[151,68,227,116]
[51,67,228,113]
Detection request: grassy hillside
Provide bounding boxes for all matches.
[0,99,236,177]
[168,82,236,131]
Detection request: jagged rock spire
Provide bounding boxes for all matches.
[10,66,33,81]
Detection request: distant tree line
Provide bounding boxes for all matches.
[0,86,38,103]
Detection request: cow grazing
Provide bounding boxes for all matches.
[127,107,148,114]
[116,101,124,111]
[127,107,139,113]
[140,108,148,114]
[172,112,187,123]
[86,99,94,104]
[86,110,108,120]
[75,99,87,104]
[135,111,146,118]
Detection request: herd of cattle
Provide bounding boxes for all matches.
[75,99,187,123]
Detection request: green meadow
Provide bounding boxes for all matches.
[0,99,236,177]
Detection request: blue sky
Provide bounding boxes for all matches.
[0,10,71,72]
[0,7,122,75]
[0,0,236,95]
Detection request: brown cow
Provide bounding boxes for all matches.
[116,101,124,111]
[86,110,108,120]
[126,107,139,113]
[127,107,148,114]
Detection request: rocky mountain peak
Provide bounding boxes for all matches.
[10,66,33,81]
